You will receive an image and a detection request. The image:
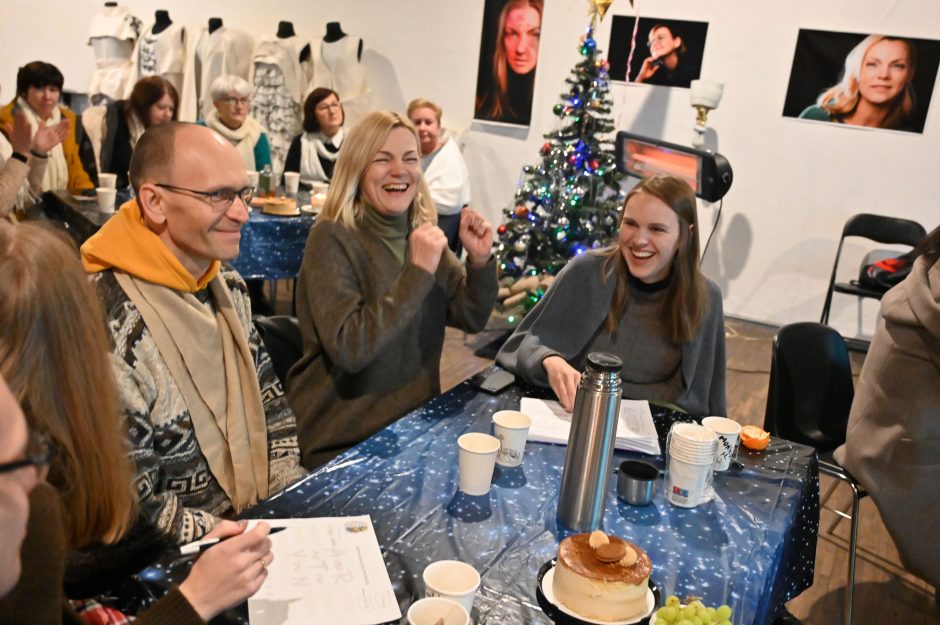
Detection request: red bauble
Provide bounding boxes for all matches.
[515,205,529,218]
[497,224,507,235]
[590,159,600,170]
[540,142,552,155]
[568,154,578,164]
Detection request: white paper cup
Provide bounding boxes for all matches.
[702,416,742,471]
[246,170,260,189]
[407,597,470,625]
[457,432,500,496]
[492,410,531,467]
[284,171,301,196]
[97,173,117,189]
[311,181,329,196]
[666,454,713,508]
[96,187,117,213]
[423,560,480,615]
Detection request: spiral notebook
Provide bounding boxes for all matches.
[520,397,661,456]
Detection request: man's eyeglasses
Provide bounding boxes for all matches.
[221,97,249,106]
[0,431,55,476]
[155,183,255,210]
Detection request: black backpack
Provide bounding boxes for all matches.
[858,250,917,293]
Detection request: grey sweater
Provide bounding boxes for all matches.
[287,219,499,469]
[496,252,727,416]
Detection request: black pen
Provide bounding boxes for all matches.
[179,526,287,556]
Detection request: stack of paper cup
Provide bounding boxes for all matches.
[665,422,718,508]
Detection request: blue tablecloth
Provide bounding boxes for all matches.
[230,208,315,281]
[120,383,818,625]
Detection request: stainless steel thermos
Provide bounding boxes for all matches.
[556,352,623,531]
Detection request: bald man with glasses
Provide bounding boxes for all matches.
[80,122,305,545]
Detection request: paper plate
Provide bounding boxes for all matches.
[535,559,659,625]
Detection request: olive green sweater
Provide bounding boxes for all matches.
[287,218,498,469]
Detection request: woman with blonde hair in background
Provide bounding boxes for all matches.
[799,35,917,130]
[407,98,472,254]
[0,222,275,624]
[287,111,498,469]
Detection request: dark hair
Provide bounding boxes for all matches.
[129,121,185,198]
[914,224,940,265]
[126,76,179,128]
[16,61,64,97]
[649,24,688,56]
[302,88,342,133]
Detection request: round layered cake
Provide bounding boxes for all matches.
[552,531,652,622]
[262,197,298,216]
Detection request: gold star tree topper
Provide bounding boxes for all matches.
[587,0,617,20]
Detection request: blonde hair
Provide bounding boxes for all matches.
[598,175,708,344]
[407,98,443,124]
[320,110,436,229]
[0,223,135,547]
[817,35,917,129]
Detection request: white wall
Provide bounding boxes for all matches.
[2,0,938,338]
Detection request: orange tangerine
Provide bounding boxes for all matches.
[740,425,771,451]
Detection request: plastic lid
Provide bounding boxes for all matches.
[586,352,622,373]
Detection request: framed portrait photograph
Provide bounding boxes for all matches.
[473,0,544,127]
[607,16,709,88]
[782,29,940,134]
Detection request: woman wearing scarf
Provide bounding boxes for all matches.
[81,76,178,189]
[0,61,93,192]
[284,87,345,187]
[199,75,271,172]
[287,111,498,469]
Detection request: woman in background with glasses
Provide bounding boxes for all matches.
[198,74,272,172]
[0,222,275,624]
[284,87,345,187]
[81,76,179,189]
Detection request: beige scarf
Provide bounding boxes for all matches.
[17,97,68,191]
[114,272,270,512]
[205,109,263,171]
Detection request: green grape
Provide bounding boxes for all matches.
[690,616,705,625]
[717,621,732,625]
[676,620,694,625]
[654,620,668,625]
[716,605,733,620]
[704,607,718,622]
[660,606,679,622]
[688,600,705,610]
[680,606,697,620]
[666,595,681,607]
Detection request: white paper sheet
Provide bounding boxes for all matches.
[520,397,661,455]
[246,516,401,625]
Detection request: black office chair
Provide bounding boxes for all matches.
[253,315,304,387]
[820,213,926,325]
[764,322,866,625]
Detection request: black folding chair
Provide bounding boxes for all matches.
[820,213,925,325]
[765,322,866,625]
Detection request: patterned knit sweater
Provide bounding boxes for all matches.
[92,266,306,544]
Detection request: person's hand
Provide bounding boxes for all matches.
[10,110,33,155]
[409,222,448,275]
[543,356,581,412]
[203,519,247,540]
[634,56,661,83]
[31,117,69,154]
[459,207,494,268]
[178,522,274,620]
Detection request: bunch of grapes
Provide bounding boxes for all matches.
[653,596,733,625]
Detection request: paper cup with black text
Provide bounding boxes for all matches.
[423,560,481,615]
[702,416,742,472]
[457,432,500,495]
[492,410,531,467]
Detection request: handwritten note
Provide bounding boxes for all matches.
[521,397,661,455]
[247,516,401,625]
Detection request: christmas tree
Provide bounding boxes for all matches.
[495,8,625,318]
